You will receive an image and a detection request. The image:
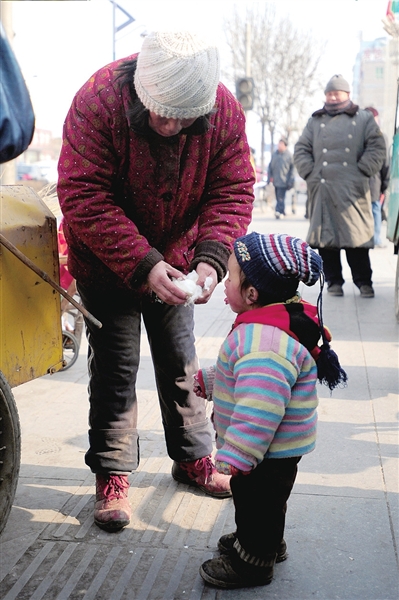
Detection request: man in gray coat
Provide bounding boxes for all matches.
[294,74,386,298]
[268,138,294,219]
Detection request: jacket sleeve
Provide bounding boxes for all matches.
[294,119,315,180]
[57,81,163,288]
[381,162,390,194]
[287,154,295,189]
[357,113,387,178]
[380,133,391,194]
[189,86,255,279]
[267,159,273,182]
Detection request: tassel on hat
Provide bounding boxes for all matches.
[317,343,348,391]
[316,273,348,391]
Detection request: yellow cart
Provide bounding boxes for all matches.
[0,185,63,534]
[0,185,101,535]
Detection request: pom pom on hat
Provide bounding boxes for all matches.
[234,232,323,295]
[134,31,220,119]
[324,74,350,94]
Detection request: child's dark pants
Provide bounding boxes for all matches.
[231,456,301,562]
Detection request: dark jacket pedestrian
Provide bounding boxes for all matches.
[294,74,386,298]
[365,106,390,247]
[57,30,255,533]
[267,139,294,218]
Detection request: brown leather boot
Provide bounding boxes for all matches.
[172,455,232,498]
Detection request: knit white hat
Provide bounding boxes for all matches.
[134,31,220,119]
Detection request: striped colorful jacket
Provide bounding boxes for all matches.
[212,321,318,471]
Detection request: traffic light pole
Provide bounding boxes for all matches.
[245,22,251,78]
[235,24,254,110]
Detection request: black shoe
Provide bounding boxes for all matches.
[200,552,273,589]
[360,285,374,298]
[327,284,344,296]
[218,532,288,562]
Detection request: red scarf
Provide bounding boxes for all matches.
[233,301,332,360]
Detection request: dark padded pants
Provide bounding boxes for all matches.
[319,247,373,288]
[231,457,301,561]
[78,284,213,474]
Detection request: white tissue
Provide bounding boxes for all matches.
[172,271,209,305]
[203,276,213,291]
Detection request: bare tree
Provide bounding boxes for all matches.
[223,3,325,172]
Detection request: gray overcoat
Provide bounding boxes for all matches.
[294,105,386,249]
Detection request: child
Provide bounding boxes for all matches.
[196,232,347,589]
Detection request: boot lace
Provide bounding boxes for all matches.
[102,475,129,501]
[191,456,215,484]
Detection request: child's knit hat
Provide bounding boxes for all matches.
[134,31,220,119]
[234,232,323,296]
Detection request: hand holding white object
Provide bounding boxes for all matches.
[172,266,216,305]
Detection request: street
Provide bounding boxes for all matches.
[0,195,398,600]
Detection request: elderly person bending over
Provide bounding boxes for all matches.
[57,31,255,532]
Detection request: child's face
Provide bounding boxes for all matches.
[224,254,250,314]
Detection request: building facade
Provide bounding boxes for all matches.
[352,31,399,149]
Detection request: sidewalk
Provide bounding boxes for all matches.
[1,196,398,600]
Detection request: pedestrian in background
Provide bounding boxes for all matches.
[57,30,255,533]
[294,74,386,298]
[195,232,346,589]
[267,138,294,219]
[364,106,390,248]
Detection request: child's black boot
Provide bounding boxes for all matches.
[199,545,276,589]
[218,531,288,562]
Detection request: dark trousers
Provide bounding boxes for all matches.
[78,284,213,474]
[274,186,287,215]
[231,457,301,560]
[319,247,373,288]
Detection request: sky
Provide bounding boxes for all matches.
[6,0,392,148]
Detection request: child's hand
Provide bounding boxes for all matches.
[215,460,251,477]
[193,372,207,399]
[193,366,215,401]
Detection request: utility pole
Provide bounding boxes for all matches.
[245,22,251,78]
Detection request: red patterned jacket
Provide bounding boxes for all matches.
[57,55,255,293]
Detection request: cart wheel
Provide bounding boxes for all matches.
[395,254,399,323]
[60,330,79,371]
[0,371,21,536]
